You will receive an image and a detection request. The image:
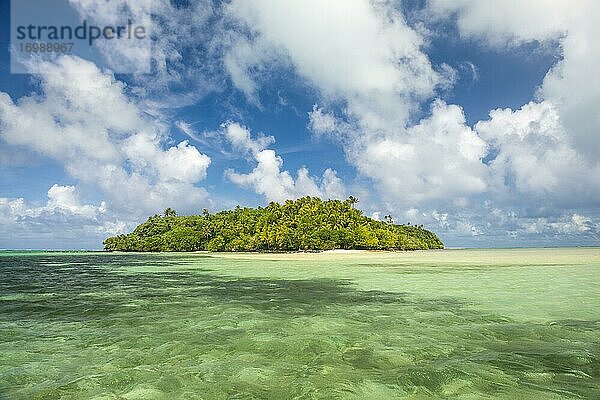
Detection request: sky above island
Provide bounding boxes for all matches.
[0,0,599,249]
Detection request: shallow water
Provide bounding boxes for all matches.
[0,248,599,399]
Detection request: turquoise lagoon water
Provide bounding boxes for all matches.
[0,248,598,399]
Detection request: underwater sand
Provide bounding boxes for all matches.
[0,248,599,399]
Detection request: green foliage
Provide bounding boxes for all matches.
[103,196,444,252]
[163,208,177,217]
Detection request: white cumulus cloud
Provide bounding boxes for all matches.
[222,122,346,202]
[0,185,126,249]
[0,55,212,224]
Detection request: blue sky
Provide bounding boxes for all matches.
[0,0,598,249]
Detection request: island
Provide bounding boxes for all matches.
[103,196,444,252]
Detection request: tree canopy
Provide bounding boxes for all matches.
[103,196,444,252]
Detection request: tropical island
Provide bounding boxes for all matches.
[103,196,444,252]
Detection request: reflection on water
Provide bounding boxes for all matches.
[0,252,598,399]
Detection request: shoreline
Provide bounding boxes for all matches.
[2,246,600,253]
[2,247,598,266]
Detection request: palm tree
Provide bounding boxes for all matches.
[164,208,177,217]
[347,196,358,208]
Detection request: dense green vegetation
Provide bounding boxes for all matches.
[103,197,443,252]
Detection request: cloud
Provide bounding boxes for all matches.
[427,0,581,46]
[224,1,600,239]
[44,184,104,219]
[67,0,220,107]
[224,0,446,132]
[349,100,488,204]
[223,1,488,208]
[475,101,600,207]
[428,0,600,160]
[303,1,600,244]
[380,203,600,247]
[521,214,597,235]
[458,61,479,84]
[122,134,210,184]
[0,55,211,220]
[308,105,337,135]
[0,184,105,222]
[0,184,126,249]
[175,120,202,141]
[308,100,489,207]
[424,1,600,206]
[320,168,347,200]
[222,122,345,202]
[225,149,297,202]
[221,121,275,156]
[2,1,598,248]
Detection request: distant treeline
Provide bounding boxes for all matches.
[103,196,444,252]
